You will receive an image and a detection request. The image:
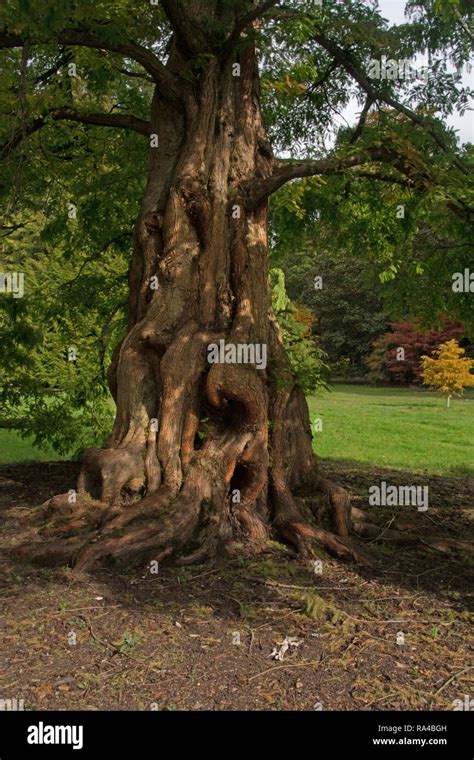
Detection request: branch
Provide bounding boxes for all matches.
[223,0,281,55]
[246,145,473,226]
[227,4,470,176]
[64,233,133,288]
[310,31,470,176]
[332,169,415,188]
[1,108,150,159]
[0,220,34,237]
[307,60,339,93]
[245,151,384,207]
[349,94,374,144]
[245,135,445,205]
[51,108,151,135]
[455,8,474,43]
[159,0,211,55]
[34,50,73,86]
[0,27,182,103]
[95,50,155,82]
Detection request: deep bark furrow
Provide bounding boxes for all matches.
[16,13,355,571]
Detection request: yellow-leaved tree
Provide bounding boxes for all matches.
[421,340,474,407]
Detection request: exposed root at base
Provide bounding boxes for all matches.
[8,471,365,573]
[351,507,474,553]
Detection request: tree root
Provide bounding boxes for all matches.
[277,520,366,564]
[351,507,474,553]
[8,466,368,573]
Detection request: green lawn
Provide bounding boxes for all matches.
[0,430,68,464]
[1,385,472,475]
[307,384,474,476]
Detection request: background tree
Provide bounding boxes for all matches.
[421,338,474,407]
[367,317,467,384]
[276,246,388,378]
[0,0,472,571]
[268,121,473,378]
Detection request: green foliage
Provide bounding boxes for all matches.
[271,268,329,394]
[115,630,142,655]
[0,220,127,455]
[269,128,473,344]
[273,238,388,376]
[0,128,137,453]
[0,0,472,454]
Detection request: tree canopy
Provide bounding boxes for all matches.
[1,0,472,453]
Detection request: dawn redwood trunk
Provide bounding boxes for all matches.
[26,8,353,571]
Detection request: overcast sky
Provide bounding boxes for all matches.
[337,0,473,146]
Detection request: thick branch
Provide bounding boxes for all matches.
[223,0,281,56]
[246,145,473,225]
[0,28,182,103]
[1,108,150,159]
[51,108,151,135]
[244,152,383,207]
[159,0,210,55]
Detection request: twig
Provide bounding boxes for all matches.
[186,568,220,583]
[53,605,122,614]
[246,576,356,592]
[368,515,396,543]
[432,666,473,698]
[364,692,399,708]
[248,628,255,654]
[248,658,323,682]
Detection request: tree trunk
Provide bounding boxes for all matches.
[19,21,354,572]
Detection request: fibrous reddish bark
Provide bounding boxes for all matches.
[16,3,357,572]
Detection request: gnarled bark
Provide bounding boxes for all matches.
[15,5,356,573]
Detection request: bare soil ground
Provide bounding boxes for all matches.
[0,459,472,711]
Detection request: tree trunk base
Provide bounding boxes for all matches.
[11,468,363,573]
[11,470,471,574]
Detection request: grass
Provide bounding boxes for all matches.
[0,430,68,464]
[1,385,472,476]
[307,384,474,476]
